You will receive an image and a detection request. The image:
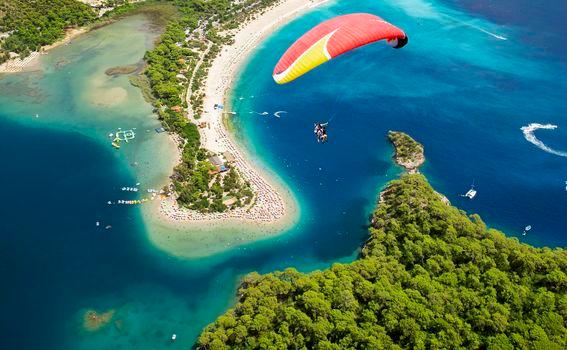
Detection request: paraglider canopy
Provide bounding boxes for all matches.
[273,13,408,84]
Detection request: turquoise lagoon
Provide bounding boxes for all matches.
[0,0,566,349]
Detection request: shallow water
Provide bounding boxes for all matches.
[0,0,566,349]
[0,15,177,189]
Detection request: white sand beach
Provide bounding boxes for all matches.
[146,0,332,257]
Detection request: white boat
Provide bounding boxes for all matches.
[523,225,532,236]
[464,188,477,199]
[461,180,477,199]
[171,334,177,341]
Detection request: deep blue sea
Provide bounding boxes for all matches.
[232,0,567,248]
[0,0,565,349]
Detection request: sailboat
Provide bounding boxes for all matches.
[461,180,477,199]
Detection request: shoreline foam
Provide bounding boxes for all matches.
[145,0,332,258]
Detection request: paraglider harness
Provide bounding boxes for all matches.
[314,123,328,143]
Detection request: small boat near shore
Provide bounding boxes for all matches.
[461,180,477,199]
[463,188,477,199]
[121,187,139,192]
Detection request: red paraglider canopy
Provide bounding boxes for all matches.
[273,13,407,84]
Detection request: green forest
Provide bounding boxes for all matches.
[198,173,567,349]
[388,131,424,167]
[0,0,96,62]
[3,1,566,348]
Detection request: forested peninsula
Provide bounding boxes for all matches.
[139,0,284,213]
[197,133,567,349]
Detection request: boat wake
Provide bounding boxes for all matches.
[274,111,287,118]
[457,21,507,40]
[521,123,567,157]
[443,14,508,40]
[249,111,270,116]
[471,25,508,40]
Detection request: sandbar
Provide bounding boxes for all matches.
[144,0,332,258]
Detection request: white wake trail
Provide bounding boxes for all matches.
[443,15,508,40]
[248,111,269,115]
[521,123,567,157]
[472,25,508,40]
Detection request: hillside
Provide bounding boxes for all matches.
[197,136,567,349]
[0,0,96,62]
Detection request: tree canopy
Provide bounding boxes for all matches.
[388,131,425,171]
[140,0,280,212]
[198,173,567,349]
[0,0,96,62]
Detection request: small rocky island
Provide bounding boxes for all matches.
[387,131,449,205]
[388,131,425,173]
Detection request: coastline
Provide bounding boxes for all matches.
[145,0,332,257]
[0,27,87,74]
[0,0,150,75]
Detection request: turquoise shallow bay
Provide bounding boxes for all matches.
[0,0,566,349]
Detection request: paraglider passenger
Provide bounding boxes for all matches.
[314,123,321,136]
[314,123,328,143]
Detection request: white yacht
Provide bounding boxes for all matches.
[462,180,477,199]
[463,188,477,199]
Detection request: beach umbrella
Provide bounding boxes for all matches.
[273,13,408,84]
